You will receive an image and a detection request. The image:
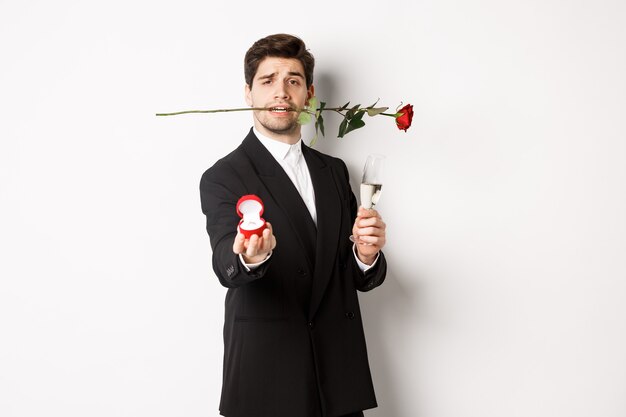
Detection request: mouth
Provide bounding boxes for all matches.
[267,106,294,113]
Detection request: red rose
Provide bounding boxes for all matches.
[395,104,413,132]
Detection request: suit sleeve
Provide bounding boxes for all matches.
[199,161,271,288]
[340,160,387,292]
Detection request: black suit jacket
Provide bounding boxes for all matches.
[200,129,387,417]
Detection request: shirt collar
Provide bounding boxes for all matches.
[253,127,302,161]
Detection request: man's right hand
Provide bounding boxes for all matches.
[232,222,276,264]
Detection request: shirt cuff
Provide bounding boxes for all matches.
[352,244,379,272]
[239,251,272,272]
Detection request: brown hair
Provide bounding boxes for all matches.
[244,34,315,88]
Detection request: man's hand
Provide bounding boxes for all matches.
[352,207,386,265]
[232,222,277,264]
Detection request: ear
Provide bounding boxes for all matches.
[245,84,253,107]
[306,84,315,105]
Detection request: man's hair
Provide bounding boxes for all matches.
[244,34,315,88]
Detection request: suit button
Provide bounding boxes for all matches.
[308,321,315,329]
[297,268,307,276]
[346,312,355,319]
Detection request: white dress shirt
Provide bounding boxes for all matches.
[240,128,378,272]
[254,128,317,225]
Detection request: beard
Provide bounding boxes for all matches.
[253,109,300,136]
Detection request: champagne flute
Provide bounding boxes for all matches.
[350,154,385,244]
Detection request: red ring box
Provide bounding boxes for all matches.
[236,194,267,238]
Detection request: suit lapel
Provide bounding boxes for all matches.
[303,145,342,321]
[241,131,317,269]
[241,130,343,320]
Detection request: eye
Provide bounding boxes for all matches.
[288,79,300,86]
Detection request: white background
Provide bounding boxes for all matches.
[1,1,625,416]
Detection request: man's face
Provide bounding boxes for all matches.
[245,57,314,143]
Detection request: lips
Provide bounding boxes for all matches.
[267,104,294,113]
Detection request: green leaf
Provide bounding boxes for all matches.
[344,118,366,135]
[318,113,325,136]
[339,101,350,111]
[307,96,319,113]
[345,104,361,119]
[315,101,326,119]
[352,110,365,121]
[298,111,312,125]
[310,132,318,147]
[338,118,348,138]
[366,107,389,117]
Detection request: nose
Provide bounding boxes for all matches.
[274,82,289,100]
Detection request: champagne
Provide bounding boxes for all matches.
[349,154,385,244]
[360,183,383,209]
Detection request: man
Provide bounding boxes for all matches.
[200,34,387,417]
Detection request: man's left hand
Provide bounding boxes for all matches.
[352,207,386,265]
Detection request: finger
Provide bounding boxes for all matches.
[264,222,277,251]
[246,234,259,257]
[356,226,384,237]
[356,225,386,243]
[357,207,380,219]
[357,218,374,228]
[232,233,246,254]
[357,210,382,221]
[356,234,383,246]
[359,219,386,233]
[358,217,384,228]
[260,228,272,252]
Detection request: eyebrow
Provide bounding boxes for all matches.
[257,71,305,81]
